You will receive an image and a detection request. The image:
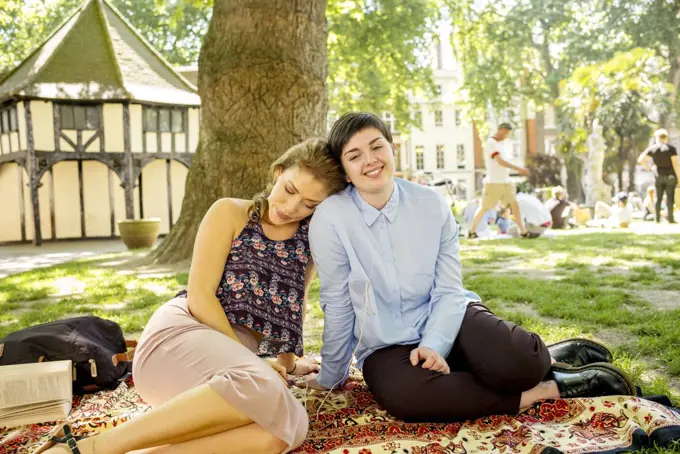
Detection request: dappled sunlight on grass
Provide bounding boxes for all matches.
[0,255,188,338]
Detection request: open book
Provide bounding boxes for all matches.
[0,360,72,428]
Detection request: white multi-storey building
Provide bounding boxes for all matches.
[395,27,528,201]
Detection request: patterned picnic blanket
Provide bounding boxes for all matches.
[2,369,680,454]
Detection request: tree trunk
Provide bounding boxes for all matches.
[616,134,625,192]
[150,0,328,264]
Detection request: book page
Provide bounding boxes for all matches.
[0,360,72,409]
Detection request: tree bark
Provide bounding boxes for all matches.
[150,0,328,264]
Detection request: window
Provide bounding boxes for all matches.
[171,110,185,133]
[457,179,467,200]
[434,110,443,127]
[457,144,465,169]
[413,110,422,129]
[455,109,461,126]
[436,145,445,169]
[0,105,18,134]
[59,105,100,130]
[144,107,187,133]
[1,110,9,133]
[415,146,424,170]
[382,112,395,131]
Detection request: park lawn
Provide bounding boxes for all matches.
[1,231,680,453]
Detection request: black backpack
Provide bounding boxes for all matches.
[0,316,136,394]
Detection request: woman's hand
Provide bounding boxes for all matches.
[263,358,288,383]
[288,357,320,376]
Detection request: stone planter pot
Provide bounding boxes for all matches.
[117,218,161,250]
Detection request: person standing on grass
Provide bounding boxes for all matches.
[637,128,680,223]
[468,123,538,239]
[299,112,635,424]
[36,139,346,454]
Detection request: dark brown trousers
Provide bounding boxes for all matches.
[362,303,551,423]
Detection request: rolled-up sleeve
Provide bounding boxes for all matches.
[419,204,467,358]
[309,210,356,389]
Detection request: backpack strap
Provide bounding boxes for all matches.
[111,339,137,367]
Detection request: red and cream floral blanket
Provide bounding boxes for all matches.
[2,370,679,454]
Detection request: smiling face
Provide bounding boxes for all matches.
[266,165,329,225]
[340,127,396,197]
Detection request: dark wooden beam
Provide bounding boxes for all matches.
[77,130,83,152]
[78,160,85,237]
[138,173,144,219]
[53,103,61,153]
[99,105,105,153]
[108,167,115,236]
[83,131,100,151]
[166,159,173,229]
[122,104,134,219]
[60,132,77,150]
[24,101,42,246]
[0,151,27,164]
[17,163,26,242]
[49,167,56,240]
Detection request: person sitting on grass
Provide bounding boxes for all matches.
[299,112,636,424]
[36,139,347,454]
[593,192,633,228]
[545,186,579,229]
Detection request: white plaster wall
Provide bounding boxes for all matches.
[130,104,143,153]
[103,103,124,153]
[52,161,81,238]
[161,132,172,152]
[10,132,19,151]
[83,130,98,152]
[0,136,9,154]
[30,101,55,151]
[141,160,169,234]
[0,163,23,242]
[83,161,112,237]
[170,161,189,224]
[61,130,76,152]
[175,133,187,153]
[145,133,157,153]
[188,108,199,152]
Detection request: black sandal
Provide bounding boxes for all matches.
[521,232,540,239]
[34,424,87,453]
[467,231,479,239]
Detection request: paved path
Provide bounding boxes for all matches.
[0,239,129,278]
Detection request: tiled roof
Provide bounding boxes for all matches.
[0,0,199,106]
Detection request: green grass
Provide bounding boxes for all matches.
[0,252,187,337]
[1,232,680,452]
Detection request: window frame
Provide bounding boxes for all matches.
[456,144,465,169]
[58,103,100,131]
[415,145,424,170]
[143,106,187,133]
[436,144,445,169]
[434,110,443,127]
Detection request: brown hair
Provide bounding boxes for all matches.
[250,138,347,220]
[328,112,393,163]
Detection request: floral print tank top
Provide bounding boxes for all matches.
[179,210,311,357]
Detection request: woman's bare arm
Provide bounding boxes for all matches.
[186,198,247,343]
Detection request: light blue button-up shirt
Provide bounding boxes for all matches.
[309,178,480,389]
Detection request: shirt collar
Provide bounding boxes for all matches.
[350,181,401,227]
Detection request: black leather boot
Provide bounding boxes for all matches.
[550,362,636,398]
[548,338,612,367]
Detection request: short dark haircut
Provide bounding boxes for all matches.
[328,112,393,162]
[498,123,513,131]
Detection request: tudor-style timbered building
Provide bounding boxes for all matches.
[0,0,200,245]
